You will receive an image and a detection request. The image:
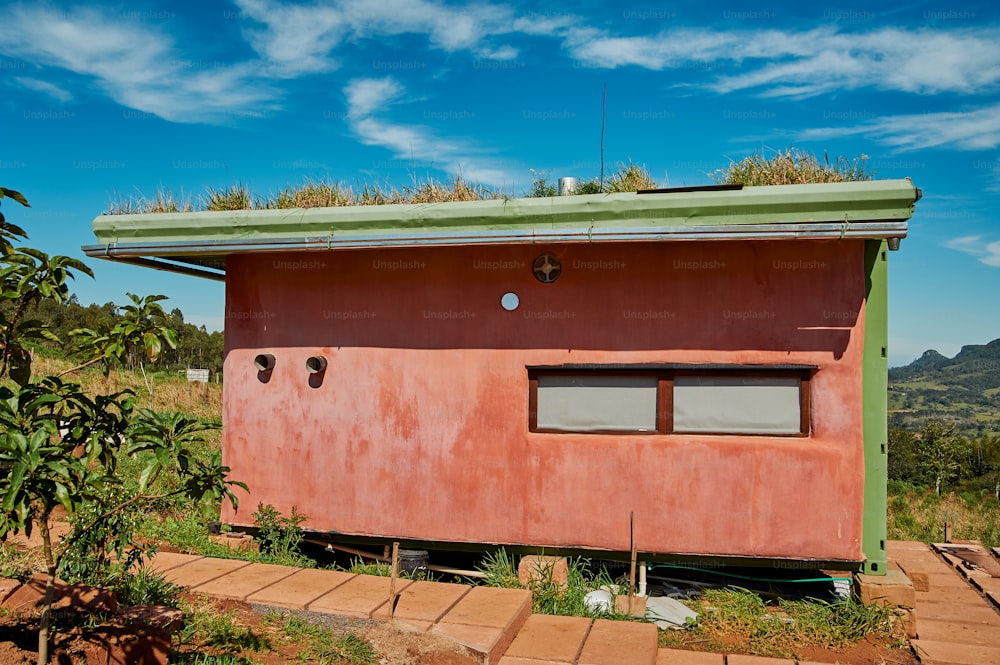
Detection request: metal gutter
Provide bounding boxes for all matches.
[83,179,917,279]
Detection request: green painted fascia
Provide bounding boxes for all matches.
[861,239,889,575]
[90,179,918,246]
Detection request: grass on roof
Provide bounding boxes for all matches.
[104,149,875,215]
[104,162,659,215]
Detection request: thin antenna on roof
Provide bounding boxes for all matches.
[600,84,606,191]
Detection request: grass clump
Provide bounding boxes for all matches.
[712,148,874,186]
[265,612,378,664]
[179,595,272,653]
[106,567,182,607]
[478,550,629,619]
[658,587,895,659]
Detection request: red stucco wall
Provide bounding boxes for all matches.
[220,239,868,562]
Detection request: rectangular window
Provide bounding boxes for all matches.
[535,374,659,433]
[673,376,803,435]
[528,365,812,436]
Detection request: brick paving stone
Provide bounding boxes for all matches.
[916,599,1000,625]
[370,580,471,630]
[434,587,532,665]
[246,568,355,610]
[924,572,972,589]
[142,552,203,575]
[307,574,412,618]
[160,557,252,588]
[499,614,592,664]
[888,540,932,553]
[655,649,724,665]
[577,618,657,665]
[438,586,532,629]
[189,562,300,601]
[917,618,1000,647]
[911,639,1000,665]
[433,623,508,665]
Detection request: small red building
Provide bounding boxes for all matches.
[86,180,918,573]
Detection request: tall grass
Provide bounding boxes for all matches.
[713,148,874,186]
[888,482,1000,546]
[104,162,666,215]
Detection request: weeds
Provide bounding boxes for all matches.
[106,567,182,607]
[346,557,391,577]
[478,551,628,618]
[477,548,521,588]
[658,586,894,659]
[712,148,874,186]
[171,655,262,665]
[179,596,271,653]
[252,504,312,567]
[105,162,665,215]
[265,611,377,664]
[0,543,43,581]
[888,485,1000,546]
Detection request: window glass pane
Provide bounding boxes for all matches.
[536,375,658,432]
[673,376,801,434]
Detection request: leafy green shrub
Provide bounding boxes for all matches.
[251,503,311,566]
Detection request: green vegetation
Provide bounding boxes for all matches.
[888,481,1000,546]
[477,549,628,618]
[179,595,272,653]
[889,340,1000,433]
[0,185,244,665]
[265,612,378,665]
[106,161,663,215]
[659,587,895,659]
[712,148,874,185]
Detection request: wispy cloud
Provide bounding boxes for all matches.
[946,235,1000,267]
[564,26,1000,98]
[796,103,1000,152]
[234,0,558,76]
[343,76,511,184]
[14,77,73,103]
[0,4,277,123]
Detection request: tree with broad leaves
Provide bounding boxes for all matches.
[0,186,246,665]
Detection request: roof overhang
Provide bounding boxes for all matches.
[82,179,918,281]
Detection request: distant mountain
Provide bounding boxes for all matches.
[888,338,1000,433]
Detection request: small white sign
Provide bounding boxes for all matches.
[186,369,210,383]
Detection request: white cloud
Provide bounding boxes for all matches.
[234,0,546,75]
[14,77,73,103]
[0,4,277,123]
[343,77,512,185]
[564,25,1000,98]
[796,103,1000,152]
[344,77,404,118]
[946,235,1000,267]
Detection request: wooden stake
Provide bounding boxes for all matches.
[944,521,952,544]
[629,511,637,614]
[388,541,400,620]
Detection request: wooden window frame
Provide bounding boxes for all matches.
[528,365,813,437]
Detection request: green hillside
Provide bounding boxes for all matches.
[889,338,1000,433]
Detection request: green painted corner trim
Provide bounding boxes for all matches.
[861,239,889,575]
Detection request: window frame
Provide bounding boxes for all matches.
[528,364,814,437]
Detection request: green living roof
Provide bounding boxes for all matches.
[83,179,918,281]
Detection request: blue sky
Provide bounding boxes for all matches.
[1,0,998,366]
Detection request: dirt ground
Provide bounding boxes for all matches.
[0,594,481,665]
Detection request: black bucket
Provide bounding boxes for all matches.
[398,549,429,575]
